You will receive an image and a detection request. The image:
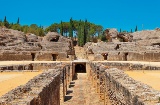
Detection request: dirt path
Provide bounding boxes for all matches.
[61,73,103,105]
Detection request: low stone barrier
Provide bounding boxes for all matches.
[0,69,61,105]
[89,62,160,105]
[104,68,160,105]
[0,64,33,72]
[100,62,160,70]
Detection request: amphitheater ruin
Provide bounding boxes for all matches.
[0,27,160,105]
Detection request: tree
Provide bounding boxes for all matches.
[80,21,84,46]
[3,16,9,28]
[120,28,122,33]
[60,21,63,36]
[135,25,138,32]
[77,20,82,46]
[100,31,107,42]
[11,24,21,31]
[131,29,133,33]
[63,22,69,37]
[45,23,59,33]
[69,17,73,38]
[84,19,87,44]
[38,28,45,36]
[21,25,29,33]
[17,17,20,24]
[0,20,3,26]
[96,25,103,37]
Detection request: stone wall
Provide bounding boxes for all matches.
[0,53,32,61]
[104,68,160,105]
[89,62,160,105]
[0,64,33,72]
[84,41,160,62]
[127,52,160,62]
[35,53,53,61]
[0,69,61,105]
[107,52,124,61]
[100,62,160,70]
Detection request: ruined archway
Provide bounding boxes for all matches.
[124,53,128,61]
[75,63,86,73]
[50,37,59,42]
[31,53,35,61]
[102,53,108,60]
[52,54,57,61]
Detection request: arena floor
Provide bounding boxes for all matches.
[125,70,160,91]
[0,71,42,96]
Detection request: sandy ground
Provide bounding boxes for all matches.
[125,70,160,91]
[0,71,42,97]
[61,73,103,105]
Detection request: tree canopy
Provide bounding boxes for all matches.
[0,16,103,46]
[45,18,103,46]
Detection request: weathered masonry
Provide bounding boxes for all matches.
[89,62,160,105]
[0,62,160,105]
[0,63,72,105]
[72,60,87,77]
[0,29,75,61]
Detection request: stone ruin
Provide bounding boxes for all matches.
[89,62,160,105]
[0,62,72,105]
[0,27,160,105]
[0,27,75,61]
[84,28,160,61]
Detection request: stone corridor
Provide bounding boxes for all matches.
[61,73,103,105]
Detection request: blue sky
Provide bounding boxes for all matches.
[0,0,160,31]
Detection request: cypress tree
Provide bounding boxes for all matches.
[135,25,138,32]
[60,21,63,36]
[78,20,82,46]
[0,20,2,26]
[120,28,122,33]
[69,17,73,38]
[131,29,132,33]
[3,16,9,28]
[4,16,7,23]
[17,17,20,24]
[84,19,87,44]
[80,21,84,46]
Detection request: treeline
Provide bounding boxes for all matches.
[45,18,103,46]
[0,16,103,46]
[0,16,45,36]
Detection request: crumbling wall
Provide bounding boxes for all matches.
[98,62,160,70]
[94,54,104,61]
[107,52,123,61]
[35,53,53,61]
[89,62,160,105]
[0,69,61,105]
[104,68,160,105]
[57,52,68,61]
[32,63,58,70]
[0,53,32,61]
[0,64,33,72]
